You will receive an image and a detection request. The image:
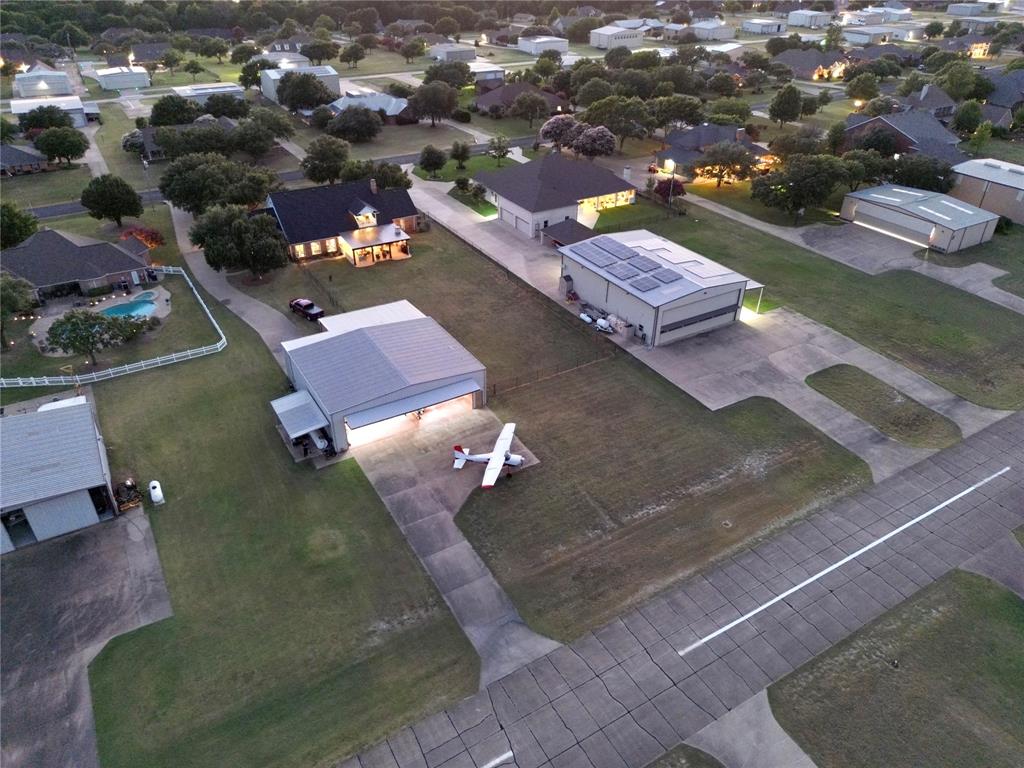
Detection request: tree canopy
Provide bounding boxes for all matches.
[80,175,143,227]
[410,81,458,126]
[46,310,146,365]
[34,127,89,165]
[689,142,756,188]
[581,96,652,150]
[159,153,278,215]
[300,136,351,184]
[0,201,37,249]
[190,206,289,278]
[325,106,383,143]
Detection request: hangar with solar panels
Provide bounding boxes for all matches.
[558,230,760,346]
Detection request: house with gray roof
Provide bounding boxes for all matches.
[655,123,767,174]
[273,301,486,454]
[1,400,115,553]
[844,110,966,164]
[474,153,636,239]
[900,83,955,120]
[326,87,414,124]
[0,229,151,299]
[0,144,49,175]
[984,69,1024,111]
[130,42,171,64]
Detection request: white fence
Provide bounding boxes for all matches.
[0,266,227,388]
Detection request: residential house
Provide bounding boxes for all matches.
[468,61,506,92]
[95,66,151,90]
[771,48,847,80]
[264,179,421,265]
[844,111,966,164]
[474,82,570,115]
[846,43,920,65]
[429,43,477,62]
[935,34,994,58]
[129,42,171,65]
[662,23,692,40]
[589,25,645,48]
[655,123,769,174]
[692,20,734,40]
[518,36,569,54]
[0,144,49,175]
[9,96,99,128]
[0,229,151,299]
[741,19,787,34]
[901,84,956,120]
[106,53,131,68]
[137,116,239,162]
[980,103,1013,130]
[14,64,73,98]
[260,66,341,104]
[266,35,313,53]
[473,153,637,239]
[327,88,415,124]
[959,16,998,33]
[983,69,1024,111]
[951,158,1024,224]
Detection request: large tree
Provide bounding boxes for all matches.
[846,72,880,101]
[576,78,614,107]
[204,93,251,119]
[770,126,824,159]
[230,43,260,64]
[301,40,340,65]
[450,140,471,170]
[411,81,458,126]
[161,49,184,75]
[690,142,756,188]
[651,95,704,140]
[400,40,426,63]
[840,149,885,190]
[751,154,846,222]
[540,114,578,151]
[418,144,447,178]
[190,206,289,279]
[183,59,206,83]
[159,153,278,215]
[0,273,35,347]
[572,126,616,160]
[276,72,335,110]
[150,94,202,126]
[326,106,383,143]
[0,118,17,143]
[888,154,953,192]
[247,107,295,139]
[80,175,143,227]
[0,201,38,249]
[768,84,803,127]
[424,61,472,88]
[229,119,276,159]
[301,136,351,184]
[46,310,146,366]
[239,58,274,89]
[34,127,89,165]
[338,42,366,69]
[18,105,73,132]
[509,91,550,129]
[340,160,411,189]
[581,96,653,150]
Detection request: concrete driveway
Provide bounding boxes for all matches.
[0,510,172,768]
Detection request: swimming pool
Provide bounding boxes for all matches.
[101,299,157,318]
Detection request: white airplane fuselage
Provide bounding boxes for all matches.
[453,448,524,467]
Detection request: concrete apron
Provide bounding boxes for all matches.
[351,407,560,687]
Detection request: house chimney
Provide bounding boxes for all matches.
[369,178,378,194]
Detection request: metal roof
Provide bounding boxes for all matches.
[347,379,482,429]
[0,403,109,509]
[263,65,338,80]
[328,88,408,117]
[270,390,329,439]
[172,83,244,97]
[560,231,752,308]
[286,317,485,416]
[9,95,84,114]
[846,185,1000,228]
[953,159,1024,191]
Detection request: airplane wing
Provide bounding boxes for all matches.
[493,423,516,456]
[481,451,505,488]
[453,457,468,469]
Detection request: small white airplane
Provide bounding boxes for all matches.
[453,423,524,488]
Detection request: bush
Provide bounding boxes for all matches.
[86,285,114,298]
[147,316,162,330]
[487,104,504,119]
[995,216,1013,235]
[451,107,472,123]
[135,116,148,129]
[454,176,470,192]
[990,125,1009,139]
[310,106,333,130]
[468,103,480,113]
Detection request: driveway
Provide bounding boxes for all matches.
[0,509,172,768]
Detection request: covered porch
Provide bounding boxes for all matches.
[269,390,344,469]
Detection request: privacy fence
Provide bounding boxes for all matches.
[0,266,227,389]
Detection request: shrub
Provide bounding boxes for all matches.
[468,103,480,113]
[451,107,472,123]
[995,216,1013,235]
[147,316,162,330]
[454,176,470,192]
[135,116,148,129]
[487,104,504,119]
[120,226,165,249]
[86,285,114,297]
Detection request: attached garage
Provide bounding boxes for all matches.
[1,399,115,554]
[841,184,999,253]
[559,231,757,347]
[274,301,487,455]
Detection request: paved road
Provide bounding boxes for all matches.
[340,413,1023,768]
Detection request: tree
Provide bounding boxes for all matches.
[435,16,460,37]
[50,21,90,47]
[581,96,653,150]
[824,23,843,51]
[576,78,614,107]
[924,21,944,39]
[651,95,704,140]
[239,58,273,89]
[230,119,276,158]
[190,206,289,279]
[751,154,846,222]
[768,84,802,127]
[509,91,550,129]
[182,59,206,83]
[314,13,337,31]
[567,17,604,43]
[654,177,686,202]
[34,127,89,165]
[540,114,579,151]
[689,142,756,188]
[159,153,278,215]
[200,37,230,63]
[572,126,616,160]
[400,40,425,63]
[952,100,983,133]
[840,149,885,190]
[411,81,458,126]
[230,43,260,64]
[419,144,447,178]
[707,72,737,97]
[897,72,928,98]
[18,105,73,132]
[846,72,879,101]
[339,43,366,69]
[0,273,34,347]
[247,107,295,139]
[150,94,201,126]
[161,49,184,75]
[533,57,558,81]
[825,121,847,155]
[46,310,146,366]
[855,126,900,157]
[424,61,472,88]
[450,140,471,170]
[744,70,768,94]
[0,201,37,249]
[487,134,511,166]
[935,61,982,102]
[862,95,900,117]
[768,62,793,85]
[771,126,824,158]
[801,95,821,117]
[301,40,340,65]
[707,98,751,124]
[300,136,351,184]
[967,121,993,155]
[326,106,383,143]
[340,160,411,189]
[276,72,335,110]
[80,175,143,227]
[888,154,953,192]
[0,117,15,143]
[203,94,250,119]
[604,46,632,69]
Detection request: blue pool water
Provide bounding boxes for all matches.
[101,299,157,318]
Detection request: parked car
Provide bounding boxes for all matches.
[289,298,325,321]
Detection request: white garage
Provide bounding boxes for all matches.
[559,231,758,347]
[1,399,115,554]
[95,66,151,90]
[272,301,487,456]
[841,185,999,253]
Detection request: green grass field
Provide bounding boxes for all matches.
[917,226,1024,299]
[1,164,92,208]
[598,200,1024,410]
[413,153,512,181]
[448,186,498,215]
[687,180,843,227]
[95,103,155,189]
[806,365,962,449]
[980,138,1024,165]
[770,571,1024,768]
[349,122,477,161]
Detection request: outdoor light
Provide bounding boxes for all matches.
[854,99,864,108]
[893,153,901,160]
[664,158,676,174]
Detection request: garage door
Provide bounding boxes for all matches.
[658,291,741,345]
[515,216,532,236]
[853,207,931,247]
[346,379,482,430]
[22,490,100,542]
[500,208,515,226]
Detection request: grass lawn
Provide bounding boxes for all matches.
[349,122,477,161]
[334,49,435,76]
[95,103,154,189]
[980,138,1024,165]
[456,86,538,139]
[447,186,498,215]
[87,299,476,768]
[917,226,1024,299]
[413,153,512,181]
[649,745,725,768]
[800,99,856,131]
[770,571,1024,768]
[2,165,92,208]
[473,46,537,65]
[806,365,962,449]
[598,199,1024,411]
[687,180,842,227]
[285,112,323,151]
[361,77,406,91]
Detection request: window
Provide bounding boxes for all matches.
[310,241,322,256]
[293,243,306,258]
[326,238,338,253]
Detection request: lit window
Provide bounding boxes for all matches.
[326,238,337,252]
[310,241,322,255]
[293,244,305,258]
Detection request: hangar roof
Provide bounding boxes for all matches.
[846,185,999,228]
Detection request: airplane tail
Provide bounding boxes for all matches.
[452,445,468,470]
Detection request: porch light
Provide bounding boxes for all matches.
[664,158,676,174]
[853,99,864,108]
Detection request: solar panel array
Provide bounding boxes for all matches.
[652,268,682,284]
[630,276,661,292]
[592,235,637,261]
[627,255,660,273]
[572,242,616,268]
[606,262,640,280]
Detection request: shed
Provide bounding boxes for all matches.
[841,184,999,252]
[691,21,734,40]
[951,159,1024,224]
[260,65,341,104]
[558,231,756,347]
[518,36,569,54]
[787,9,832,27]
[589,25,645,49]
[741,19,787,34]
[468,61,506,91]
[95,66,151,90]
[428,43,477,62]
[171,82,245,106]
[274,302,487,452]
[1,401,115,554]
[947,2,985,15]
[14,68,73,98]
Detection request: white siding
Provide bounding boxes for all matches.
[23,490,100,542]
[492,195,577,239]
[656,287,743,345]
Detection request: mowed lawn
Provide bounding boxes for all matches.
[769,571,1024,768]
[920,226,1024,299]
[349,122,477,161]
[806,365,961,449]
[2,164,92,208]
[686,180,844,227]
[413,153,515,181]
[86,283,476,764]
[599,200,1024,410]
[96,103,156,189]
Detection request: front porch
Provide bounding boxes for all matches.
[289,225,412,267]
